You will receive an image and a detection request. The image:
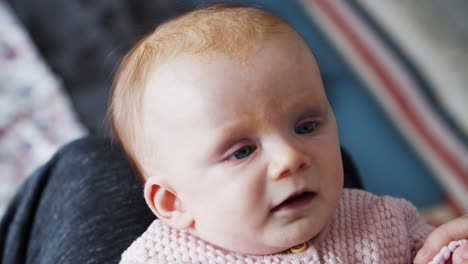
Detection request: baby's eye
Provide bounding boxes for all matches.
[229,145,257,160]
[295,121,317,134]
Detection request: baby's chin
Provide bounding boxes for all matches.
[188,231,303,255]
[187,213,332,255]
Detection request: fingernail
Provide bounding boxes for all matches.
[460,244,468,259]
[453,244,468,262]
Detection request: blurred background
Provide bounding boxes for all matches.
[1,0,467,223]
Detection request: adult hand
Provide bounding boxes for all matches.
[414,214,468,264]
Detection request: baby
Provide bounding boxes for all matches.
[109,4,467,263]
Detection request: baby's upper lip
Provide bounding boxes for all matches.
[271,188,315,212]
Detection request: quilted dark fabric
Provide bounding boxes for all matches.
[0,137,153,264]
[6,0,190,135]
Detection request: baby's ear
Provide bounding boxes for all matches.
[144,177,194,229]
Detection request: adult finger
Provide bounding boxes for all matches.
[414,214,468,264]
[452,243,468,264]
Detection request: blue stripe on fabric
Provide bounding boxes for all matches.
[347,0,468,145]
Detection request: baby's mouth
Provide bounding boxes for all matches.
[270,191,316,213]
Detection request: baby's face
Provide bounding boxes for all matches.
[141,33,343,254]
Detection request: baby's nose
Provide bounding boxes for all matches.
[267,140,311,180]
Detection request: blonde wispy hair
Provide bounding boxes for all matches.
[108,3,294,180]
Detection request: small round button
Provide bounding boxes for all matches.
[289,242,307,253]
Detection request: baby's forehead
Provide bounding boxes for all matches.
[143,40,325,116]
[145,32,322,99]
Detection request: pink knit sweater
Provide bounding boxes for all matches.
[121,189,465,263]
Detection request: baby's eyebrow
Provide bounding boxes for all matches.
[275,90,328,109]
[217,119,257,139]
[275,99,328,121]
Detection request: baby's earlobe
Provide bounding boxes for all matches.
[171,209,195,230]
[144,179,194,229]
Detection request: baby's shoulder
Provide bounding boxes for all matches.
[339,188,422,220]
[335,189,433,240]
[321,190,433,262]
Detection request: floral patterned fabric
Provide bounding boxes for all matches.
[0,2,86,216]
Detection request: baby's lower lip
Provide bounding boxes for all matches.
[271,192,316,213]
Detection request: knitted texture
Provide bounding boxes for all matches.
[121,189,441,263]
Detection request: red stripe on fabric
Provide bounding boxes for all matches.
[312,0,468,186]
